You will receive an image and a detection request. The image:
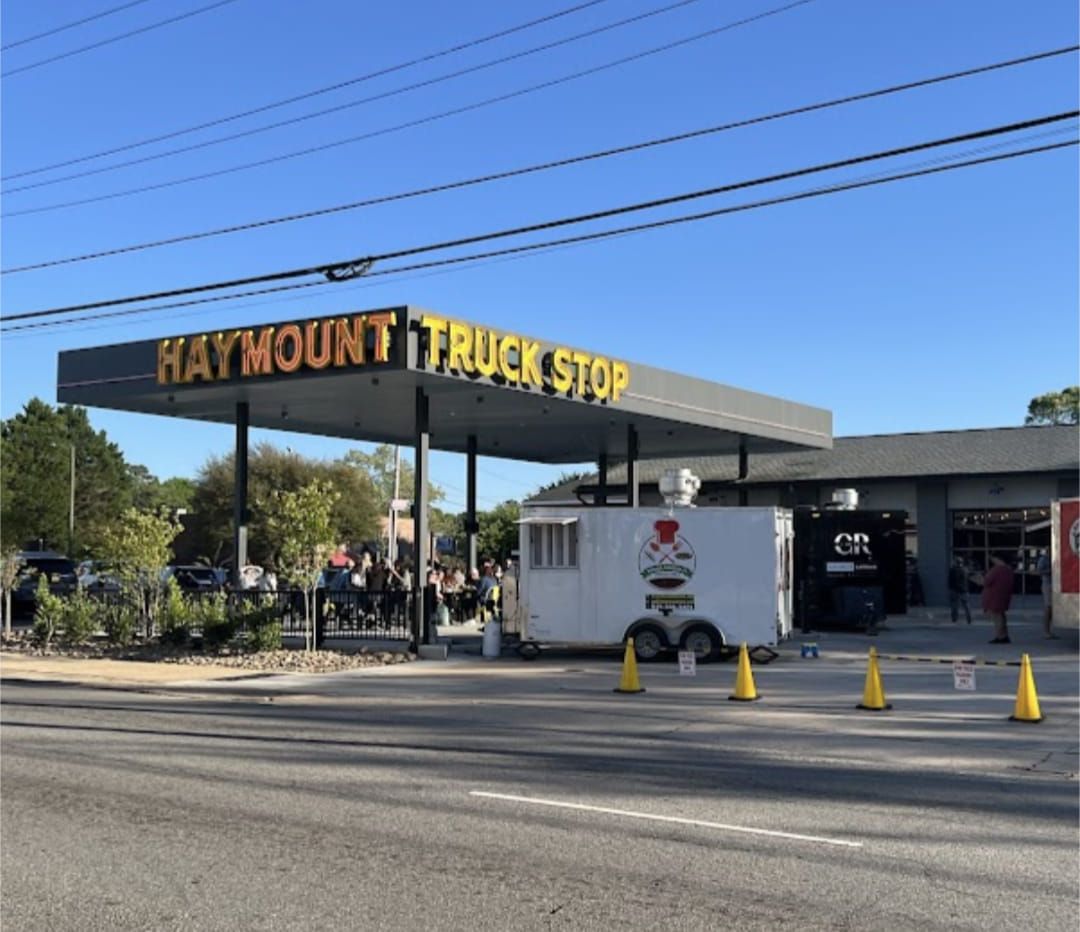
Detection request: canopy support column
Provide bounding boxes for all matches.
[627,424,640,508]
[232,401,249,587]
[466,434,478,574]
[413,388,431,646]
[738,437,749,506]
[596,453,608,506]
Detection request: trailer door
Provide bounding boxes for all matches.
[518,517,584,642]
[776,511,794,639]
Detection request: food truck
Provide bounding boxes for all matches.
[515,470,793,662]
[1051,498,1079,630]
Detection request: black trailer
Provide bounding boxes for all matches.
[794,508,907,629]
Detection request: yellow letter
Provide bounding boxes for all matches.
[421,314,448,367]
[334,317,364,367]
[185,335,213,382]
[275,324,303,373]
[242,328,274,376]
[366,311,396,363]
[497,334,520,383]
[611,361,630,402]
[211,330,241,380]
[520,339,542,387]
[304,320,333,369]
[571,351,591,397]
[447,322,473,372]
[551,348,573,393]
[589,356,612,401]
[157,338,184,385]
[473,328,498,377]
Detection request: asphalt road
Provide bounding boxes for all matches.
[2,625,1078,931]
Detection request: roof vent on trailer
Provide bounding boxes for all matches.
[828,488,859,510]
[659,468,701,509]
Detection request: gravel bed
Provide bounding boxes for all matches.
[0,633,415,673]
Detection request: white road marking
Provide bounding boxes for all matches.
[469,790,863,848]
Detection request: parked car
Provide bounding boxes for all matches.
[161,565,224,593]
[76,560,122,592]
[12,551,78,619]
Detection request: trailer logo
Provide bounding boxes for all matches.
[834,532,872,557]
[639,519,696,589]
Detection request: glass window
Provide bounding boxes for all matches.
[527,523,578,569]
[567,522,578,566]
[530,525,543,567]
[951,509,1048,595]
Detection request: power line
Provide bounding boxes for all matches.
[1,0,615,180]
[2,0,817,217]
[4,110,1074,325]
[3,0,710,195]
[1,0,157,51]
[1,0,243,78]
[2,136,1072,337]
[4,45,1073,274]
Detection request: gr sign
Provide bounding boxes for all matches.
[834,532,872,557]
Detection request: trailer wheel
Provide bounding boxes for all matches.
[630,624,667,662]
[517,642,541,661]
[680,625,722,663]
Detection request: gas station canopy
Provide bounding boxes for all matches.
[57,305,831,463]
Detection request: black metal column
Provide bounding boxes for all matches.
[413,388,431,646]
[738,437,749,506]
[626,424,640,508]
[232,401,249,587]
[596,453,608,506]
[466,434,478,573]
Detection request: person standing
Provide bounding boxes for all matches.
[1036,549,1057,639]
[947,557,971,624]
[979,554,1015,644]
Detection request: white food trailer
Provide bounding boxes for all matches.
[515,469,794,661]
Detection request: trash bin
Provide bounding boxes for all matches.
[482,620,502,659]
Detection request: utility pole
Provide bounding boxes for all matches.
[68,443,76,556]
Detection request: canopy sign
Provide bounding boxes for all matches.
[419,313,630,403]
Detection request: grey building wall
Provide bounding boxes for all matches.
[915,481,950,605]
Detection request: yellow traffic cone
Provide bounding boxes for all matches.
[728,642,760,701]
[613,638,646,694]
[856,646,891,711]
[1009,653,1043,723]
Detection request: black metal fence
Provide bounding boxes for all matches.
[78,587,415,644]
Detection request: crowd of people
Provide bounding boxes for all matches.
[946,550,1058,644]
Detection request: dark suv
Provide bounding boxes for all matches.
[11,552,78,620]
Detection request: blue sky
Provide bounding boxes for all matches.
[1,0,1077,511]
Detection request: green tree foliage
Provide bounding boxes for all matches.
[189,444,380,568]
[344,443,444,510]
[263,480,338,651]
[98,507,182,633]
[129,464,196,514]
[477,501,521,562]
[1025,387,1079,425]
[0,399,135,554]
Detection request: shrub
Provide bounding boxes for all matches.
[197,592,240,650]
[103,602,139,647]
[60,589,98,646]
[31,576,65,647]
[158,578,193,647]
[235,598,282,652]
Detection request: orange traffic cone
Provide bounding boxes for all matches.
[728,642,760,701]
[614,638,645,694]
[1009,653,1043,723]
[856,646,891,711]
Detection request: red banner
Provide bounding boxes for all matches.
[1061,499,1080,594]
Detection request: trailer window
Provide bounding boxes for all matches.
[528,522,578,569]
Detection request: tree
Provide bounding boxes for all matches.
[98,508,182,635]
[263,480,338,651]
[1,547,24,637]
[1,399,136,554]
[344,444,445,510]
[1025,387,1079,425]
[189,444,380,568]
[477,501,521,562]
[129,464,196,514]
